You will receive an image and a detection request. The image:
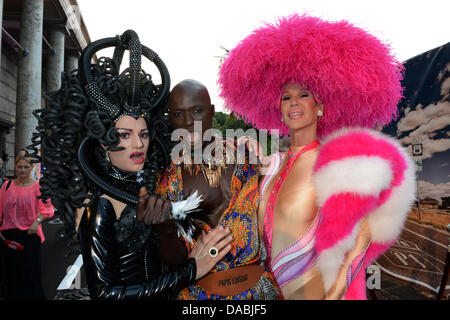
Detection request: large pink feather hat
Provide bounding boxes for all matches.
[218,14,404,137]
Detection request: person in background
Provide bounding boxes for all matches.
[0,156,5,187]
[0,152,5,298]
[17,148,40,180]
[0,154,54,299]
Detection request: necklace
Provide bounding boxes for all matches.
[181,139,235,188]
[287,139,321,159]
[105,165,141,195]
[108,165,138,183]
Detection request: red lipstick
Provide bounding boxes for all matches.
[130,152,145,164]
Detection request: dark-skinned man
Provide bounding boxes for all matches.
[149,79,281,300]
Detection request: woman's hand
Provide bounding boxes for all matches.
[136,187,172,226]
[188,226,232,280]
[27,220,39,235]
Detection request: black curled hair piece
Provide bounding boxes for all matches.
[142,105,174,194]
[27,30,173,227]
[27,70,92,226]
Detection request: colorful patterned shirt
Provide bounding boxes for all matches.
[156,139,280,300]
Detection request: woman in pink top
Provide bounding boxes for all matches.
[0,154,54,299]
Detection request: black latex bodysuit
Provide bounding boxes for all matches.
[77,166,196,300]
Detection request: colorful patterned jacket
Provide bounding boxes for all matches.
[156,139,281,300]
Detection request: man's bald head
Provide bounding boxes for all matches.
[168,79,215,135]
[169,79,212,108]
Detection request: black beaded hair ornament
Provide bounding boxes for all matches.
[28,30,200,240]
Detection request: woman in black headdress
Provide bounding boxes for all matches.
[28,30,231,300]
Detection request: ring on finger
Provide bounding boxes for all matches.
[209,247,218,257]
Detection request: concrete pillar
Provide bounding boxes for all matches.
[15,0,43,153]
[65,52,79,74]
[46,27,65,92]
[0,0,4,68]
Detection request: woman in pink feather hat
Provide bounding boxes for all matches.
[218,14,416,299]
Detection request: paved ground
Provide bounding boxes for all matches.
[370,273,435,300]
[2,217,448,300]
[40,217,87,299]
[374,219,449,300]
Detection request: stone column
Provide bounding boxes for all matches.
[65,52,79,74]
[45,26,65,92]
[0,0,4,68]
[15,0,43,154]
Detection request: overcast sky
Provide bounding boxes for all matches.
[76,0,450,112]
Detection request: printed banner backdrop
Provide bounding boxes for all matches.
[383,42,450,223]
[378,42,450,298]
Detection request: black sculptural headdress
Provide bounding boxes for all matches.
[28,30,173,226]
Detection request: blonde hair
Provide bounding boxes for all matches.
[15,154,35,168]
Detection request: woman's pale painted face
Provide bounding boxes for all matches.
[108,115,150,172]
[15,159,32,179]
[280,83,322,133]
